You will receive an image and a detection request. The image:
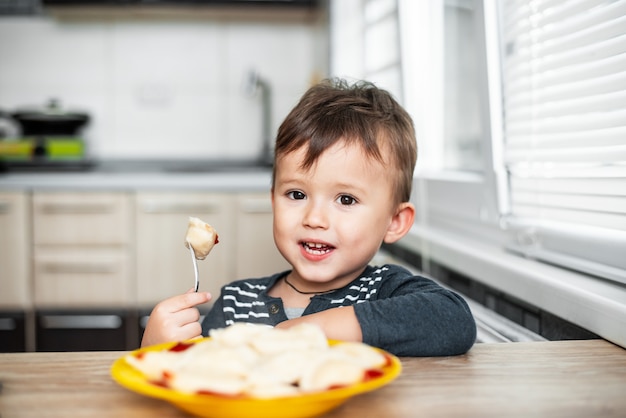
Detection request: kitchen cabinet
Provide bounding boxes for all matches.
[135,192,236,307]
[31,192,133,308]
[1,181,285,351]
[0,192,31,352]
[0,192,31,309]
[234,193,290,279]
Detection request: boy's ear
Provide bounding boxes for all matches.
[383,202,415,244]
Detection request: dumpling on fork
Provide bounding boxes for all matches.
[184,217,219,260]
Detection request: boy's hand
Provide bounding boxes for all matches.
[275,306,363,343]
[140,289,211,347]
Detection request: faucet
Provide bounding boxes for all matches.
[245,70,273,166]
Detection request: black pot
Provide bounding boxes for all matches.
[11,99,90,137]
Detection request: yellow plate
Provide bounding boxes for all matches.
[111,338,402,418]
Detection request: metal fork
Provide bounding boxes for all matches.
[187,242,199,292]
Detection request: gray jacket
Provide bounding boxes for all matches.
[201,264,476,356]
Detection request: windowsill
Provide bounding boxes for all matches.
[398,224,626,349]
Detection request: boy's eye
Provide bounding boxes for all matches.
[287,190,306,200]
[338,195,357,206]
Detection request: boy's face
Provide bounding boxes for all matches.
[272,140,399,288]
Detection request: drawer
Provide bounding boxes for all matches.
[33,192,132,245]
[33,248,133,308]
[0,311,27,352]
[35,310,138,351]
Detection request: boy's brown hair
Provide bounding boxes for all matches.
[272,78,417,205]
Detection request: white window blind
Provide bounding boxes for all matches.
[500,0,626,284]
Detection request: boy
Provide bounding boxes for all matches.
[142,79,476,356]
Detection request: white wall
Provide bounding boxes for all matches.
[0,15,327,160]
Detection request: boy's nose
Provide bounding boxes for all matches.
[302,201,328,229]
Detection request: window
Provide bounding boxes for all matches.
[330,0,403,100]
[363,0,402,99]
[395,0,626,284]
[330,0,626,347]
[398,0,504,242]
[443,0,485,172]
[500,0,626,285]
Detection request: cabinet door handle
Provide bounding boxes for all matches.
[40,315,122,329]
[141,202,220,214]
[41,263,118,274]
[39,203,113,215]
[240,200,273,214]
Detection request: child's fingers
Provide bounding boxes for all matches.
[165,291,211,313]
[178,321,203,341]
[175,305,201,326]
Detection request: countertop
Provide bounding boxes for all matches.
[0,159,274,192]
[1,339,625,418]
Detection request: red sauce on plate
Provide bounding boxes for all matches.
[168,342,194,352]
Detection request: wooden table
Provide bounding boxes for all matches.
[1,340,625,418]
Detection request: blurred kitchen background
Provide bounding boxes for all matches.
[0,0,327,162]
[1,0,625,353]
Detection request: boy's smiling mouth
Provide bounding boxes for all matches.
[301,241,334,255]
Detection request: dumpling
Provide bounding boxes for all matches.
[329,342,387,369]
[125,350,183,381]
[299,358,365,392]
[209,323,273,347]
[185,216,219,260]
[251,323,328,355]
